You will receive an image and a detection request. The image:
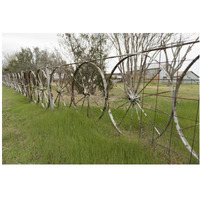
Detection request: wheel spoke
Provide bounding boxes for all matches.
[117,66,129,87]
[61,94,66,107]
[135,104,141,124]
[54,93,59,103]
[136,102,161,136]
[57,94,61,108]
[60,74,66,87]
[90,95,103,111]
[111,101,130,113]
[43,92,48,107]
[129,104,134,135]
[41,91,44,103]
[87,96,90,117]
[88,68,96,90]
[81,96,86,112]
[75,96,85,105]
[88,96,95,118]
[74,78,85,89]
[111,80,125,92]
[135,104,143,136]
[40,92,45,108]
[54,78,59,88]
[61,81,70,90]
[78,70,86,88]
[137,69,161,95]
[117,103,132,127]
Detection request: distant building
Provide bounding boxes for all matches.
[108,68,199,84]
[162,71,199,84]
[144,68,160,82]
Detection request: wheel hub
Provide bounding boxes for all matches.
[57,88,64,94]
[128,94,140,105]
[83,88,90,96]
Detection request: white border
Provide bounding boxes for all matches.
[1,1,200,200]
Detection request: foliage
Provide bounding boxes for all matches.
[2,47,66,74]
[58,33,110,93]
[58,33,109,66]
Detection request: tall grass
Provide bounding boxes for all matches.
[105,82,199,163]
[3,86,171,164]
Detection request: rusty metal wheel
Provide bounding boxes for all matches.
[13,73,21,94]
[29,70,39,104]
[70,62,107,119]
[36,69,50,108]
[19,71,26,96]
[14,73,20,93]
[171,56,199,161]
[148,54,200,162]
[19,71,30,99]
[104,54,173,136]
[8,73,15,89]
[2,74,7,86]
[12,73,18,91]
[50,65,73,109]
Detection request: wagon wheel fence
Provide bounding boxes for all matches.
[2,40,199,164]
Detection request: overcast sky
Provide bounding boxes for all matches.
[2,33,60,54]
[2,33,199,75]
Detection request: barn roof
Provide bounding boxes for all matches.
[175,71,199,78]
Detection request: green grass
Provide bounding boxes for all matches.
[107,82,199,164]
[2,84,199,164]
[2,85,172,164]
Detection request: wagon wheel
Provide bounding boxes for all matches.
[104,54,173,137]
[18,72,27,97]
[16,72,23,94]
[20,71,31,101]
[4,74,8,87]
[9,73,15,90]
[9,74,13,88]
[2,74,7,86]
[12,73,18,91]
[23,71,32,102]
[171,56,199,161]
[29,70,39,103]
[13,73,21,93]
[19,72,25,95]
[3,74,9,87]
[37,69,50,108]
[20,71,30,97]
[7,73,11,88]
[70,62,107,119]
[50,65,73,109]
[148,55,199,162]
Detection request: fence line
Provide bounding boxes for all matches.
[2,41,200,164]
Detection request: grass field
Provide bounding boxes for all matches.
[2,84,199,164]
[108,82,199,163]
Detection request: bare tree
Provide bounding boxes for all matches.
[161,34,199,81]
[108,33,173,93]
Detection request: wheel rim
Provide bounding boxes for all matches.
[105,53,173,137]
[70,62,107,119]
[50,65,73,109]
[37,69,50,108]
